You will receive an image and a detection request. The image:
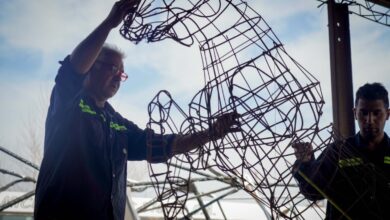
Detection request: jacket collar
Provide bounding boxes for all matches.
[354,132,390,151]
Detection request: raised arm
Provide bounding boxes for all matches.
[292,142,338,201]
[70,0,140,74]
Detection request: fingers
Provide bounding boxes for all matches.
[211,112,242,138]
[292,142,313,162]
[227,127,242,133]
[292,142,308,149]
[292,142,312,154]
[106,0,141,28]
[219,112,241,128]
[117,0,140,14]
[224,111,240,123]
[227,111,240,120]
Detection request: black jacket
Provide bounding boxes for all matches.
[34,56,174,220]
[294,133,390,220]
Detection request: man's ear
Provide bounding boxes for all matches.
[386,108,390,120]
[353,108,358,120]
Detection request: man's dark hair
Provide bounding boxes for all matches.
[355,82,389,108]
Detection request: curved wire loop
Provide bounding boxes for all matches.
[123,1,337,219]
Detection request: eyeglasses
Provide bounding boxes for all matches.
[95,60,128,82]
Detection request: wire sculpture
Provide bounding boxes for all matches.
[1,1,387,219]
[121,0,335,219]
[0,145,38,212]
[318,0,390,26]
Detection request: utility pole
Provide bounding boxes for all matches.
[327,0,356,138]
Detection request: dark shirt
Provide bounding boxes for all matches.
[34,56,174,220]
[294,133,390,220]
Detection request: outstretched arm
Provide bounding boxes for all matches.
[292,142,337,201]
[70,0,140,74]
[170,112,241,156]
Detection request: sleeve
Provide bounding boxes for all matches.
[292,145,338,201]
[47,56,86,118]
[124,119,176,163]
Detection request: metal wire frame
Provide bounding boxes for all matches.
[134,180,241,219]
[318,0,390,26]
[1,144,265,219]
[3,1,385,218]
[127,164,283,220]
[0,145,39,212]
[145,91,333,219]
[120,1,333,218]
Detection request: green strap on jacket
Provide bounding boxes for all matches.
[79,99,97,115]
[79,99,127,132]
[110,121,127,131]
[338,157,363,168]
[339,156,390,167]
[384,156,390,165]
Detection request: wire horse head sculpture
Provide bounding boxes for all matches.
[121,0,333,219]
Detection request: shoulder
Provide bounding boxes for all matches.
[55,56,85,82]
[58,55,82,75]
[320,136,356,160]
[332,135,358,149]
[384,132,390,144]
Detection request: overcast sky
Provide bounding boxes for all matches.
[0,0,389,169]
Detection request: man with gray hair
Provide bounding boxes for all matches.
[34,0,239,219]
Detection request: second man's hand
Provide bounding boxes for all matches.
[292,142,314,162]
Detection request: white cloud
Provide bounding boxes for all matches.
[0,4,389,218]
[0,0,389,176]
[252,0,318,22]
[0,0,113,53]
[0,80,51,159]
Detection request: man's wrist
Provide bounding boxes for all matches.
[100,18,117,31]
[171,130,211,156]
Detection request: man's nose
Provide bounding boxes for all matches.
[112,73,121,81]
[366,112,375,124]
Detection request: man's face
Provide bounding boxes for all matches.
[90,53,124,101]
[354,98,390,142]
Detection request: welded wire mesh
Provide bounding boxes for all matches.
[0,145,38,212]
[121,0,335,219]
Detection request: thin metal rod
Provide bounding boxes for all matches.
[181,188,239,220]
[0,145,40,170]
[0,190,35,212]
[190,182,210,220]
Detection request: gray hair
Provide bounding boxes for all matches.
[98,43,126,60]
